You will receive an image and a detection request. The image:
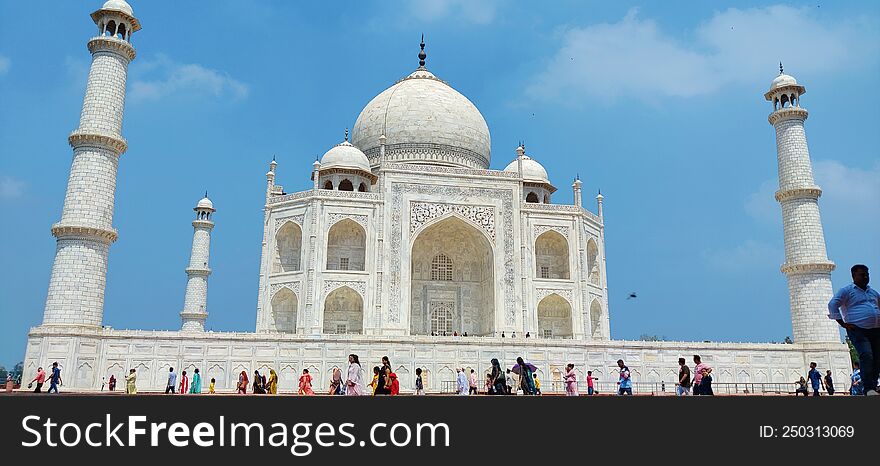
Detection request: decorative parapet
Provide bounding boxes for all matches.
[365,143,490,170]
[523,203,602,224]
[68,131,128,154]
[51,223,118,243]
[87,36,136,60]
[410,202,495,240]
[768,107,808,125]
[192,219,214,229]
[185,267,211,277]
[380,161,518,179]
[780,261,835,275]
[775,187,822,202]
[268,190,382,205]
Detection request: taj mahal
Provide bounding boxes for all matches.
[22,1,852,393]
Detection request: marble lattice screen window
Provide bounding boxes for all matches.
[543,329,553,338]
[339,257,349,270]
[540,266,550,279]
[335,323,347,334]
[431,254,453,281]
[430,301,454,336]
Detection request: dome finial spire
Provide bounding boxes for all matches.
[779,62,784,74]
[418,34,427,68]
[344,127,349,142]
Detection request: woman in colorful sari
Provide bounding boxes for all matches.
[329,367,342,395]
[124,369,137,395]
[266,369,278,395]
[237,371,248,394]
[178,370,189,394]
[516,357,536,395]
[189,368,202,394]
[564,363,578,396]
[299,369,315,395]
[345,354,364,396]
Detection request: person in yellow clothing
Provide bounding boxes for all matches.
[266,369,278,394]
[209,378,216,394]
[368,366,379,394]
[533,373,542,395]
[125,368,137,395]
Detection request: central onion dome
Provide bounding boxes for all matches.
[350,37,491,169]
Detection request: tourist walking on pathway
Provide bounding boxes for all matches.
[6,373,13,393]
[794,377,809,396]
[108,374,116,391]
[699,368,714,396]
[166,367,177,394]
[415,368,425,395]
[375,356,392,395]
[850,363,863,396]
[299,369,315,395]
[677,358,691,396]
[253,370,265,394]
[828,264,880,396]
[807,362,824,396]
[564,364,578,396]
[237,371,248,394]
[616,360,632,396]
[490,359,505,395]
[533,373,542,395]
[266,369,278,394]
[369,367,380,394]
[209,378,216,394]
[824,370,834,395]
[586,370,597,395]
[346,354,364,396]
[29,367,46,393]
[456,368,469,395]
[389,371,400,395]
[329,367,342,395]
[179,370,189,394]
[125,368,137,395]
[190,368,202,394]
[46,362,62,393]
[692,355,712,396]
[514,357,537,395]
[469,369,478,395]
[505,369,513,395]
[485,373,493,394]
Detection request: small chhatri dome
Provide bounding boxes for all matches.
[504,154,550,184]
[196,193,214,210]
[320,135,371,172]
[770,73,797,90]
[101,0,134,16]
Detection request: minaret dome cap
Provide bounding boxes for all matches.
[101,0,134,16]
[196,195,214,211]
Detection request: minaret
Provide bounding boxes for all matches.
[764,64,839,342]
[41,1,140,327]
[596,190,604,221]
[572,176,583,208]
[180,194,215,332]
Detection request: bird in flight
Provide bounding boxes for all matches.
[626,292,637,300]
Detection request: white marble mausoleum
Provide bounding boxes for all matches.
[21,1,852,393]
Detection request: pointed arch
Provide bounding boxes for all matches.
[535,230,570,279]
[525,191,539,203]
[323,180,333,190]
[274,221,302,273]
[270,287,298,333]
[358,182,368,192]
[322,286,363,334]
[537,293,573,338]
[326,219,366,271]
[586,238,600,285]
[338,179,354,191]
[410,216,495,336]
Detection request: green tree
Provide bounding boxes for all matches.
[638,334,666,341]
[0,366,7,381]
[12,362,23,384]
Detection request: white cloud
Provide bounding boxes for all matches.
[0,55,10,75]
[0,176,25,200]
[130,55,249,102]
[527,6,880,102]
[399,0,502,25]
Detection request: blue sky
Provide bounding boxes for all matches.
[1,1,878,367]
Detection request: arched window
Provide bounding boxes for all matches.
[535,230,570,279]
[323,180,333,190]
[590,300,603,339]
[358,182,367,192]
[338,179,354,191]
[106,20,116,37]
[323,286,363,334]
[326,219,366,271]
[117,23,127,39]
[526,192,539,203]
[274,222,302,273]
[537,294,573,338]
[780,94,789,108]
[543,193,550,204]
[587,238,600,285]
[431,254,453,281]
[271,288,297,333]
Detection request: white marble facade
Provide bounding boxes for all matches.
[21,2,851,392]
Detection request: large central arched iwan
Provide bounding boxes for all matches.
[410,217,495,336]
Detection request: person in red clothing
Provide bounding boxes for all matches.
[389,372,400,395]
[29,367,46,393]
